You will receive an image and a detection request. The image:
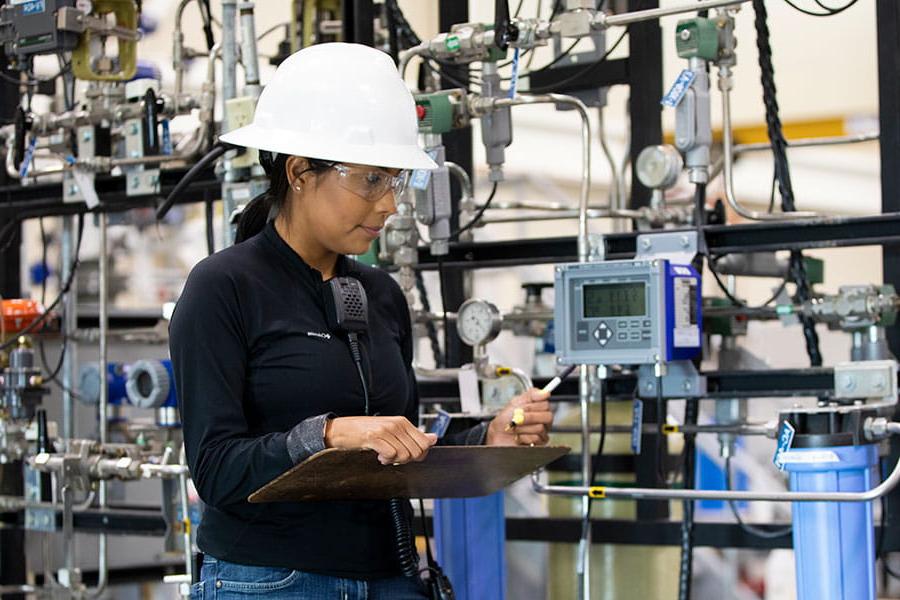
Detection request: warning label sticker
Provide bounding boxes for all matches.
[673,277,699,348]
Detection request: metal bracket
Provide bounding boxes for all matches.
[588,233,606,262]
[637,360,706,399]
[833,360,898,407]
[123,118,161,197]
[635,230,698,264]
[125,169,160,196]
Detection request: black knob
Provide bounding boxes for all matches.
[522,282,553,302]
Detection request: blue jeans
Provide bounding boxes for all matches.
[190,555,429,599]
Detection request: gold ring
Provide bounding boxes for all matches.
[514,433,520,444]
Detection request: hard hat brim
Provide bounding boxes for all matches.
[219,124,438,171]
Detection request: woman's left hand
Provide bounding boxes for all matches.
[485,388,553,446]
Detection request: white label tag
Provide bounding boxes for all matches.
[457,364,481,415]
[661,69,696,108]
[673,277,699,347]
[630,398,643,455]
[72,168,99,209]
[779,450,841,465]
[773,421,795,471]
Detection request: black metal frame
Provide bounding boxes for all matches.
[414,212,900,270]
[417,367,840,404]
[410,517,900,552]
[438,1,474,370]
[877,0,900,533]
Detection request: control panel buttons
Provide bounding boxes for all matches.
[576,322,590,342]
[593,322,614,347]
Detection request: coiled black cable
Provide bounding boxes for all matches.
[725,456,792,538]
[751,0,822,367]
[385,0,421,47]
[390,499,420,578]
[349,331,418,576]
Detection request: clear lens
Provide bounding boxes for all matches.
[332,164,409,201]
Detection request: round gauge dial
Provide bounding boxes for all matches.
[636,144,683,190]
[456,299,502,347]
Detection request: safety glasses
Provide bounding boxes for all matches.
[329,163,410,202]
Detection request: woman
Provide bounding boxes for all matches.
[170,43,553,599]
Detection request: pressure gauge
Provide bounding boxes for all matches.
[636,144,683,190]
[456,299,502,347]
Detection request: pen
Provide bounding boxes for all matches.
[541,364,578,394]
[505,365,578,432]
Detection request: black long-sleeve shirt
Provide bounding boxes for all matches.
[169,222,485,579]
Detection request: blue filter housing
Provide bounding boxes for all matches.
[783,443,878,600]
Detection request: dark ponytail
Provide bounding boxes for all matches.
[234,151,333,243]
[235,151,289,243]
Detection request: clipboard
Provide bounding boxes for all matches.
[248,445,570,503]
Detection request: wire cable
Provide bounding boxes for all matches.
[708,263,787,309]
[350,328,418,577]
[582,386,608,521]
[199,0,215,51]
[783,0,858,16]
[513,0,526,17]
[1,214,85,353]
[156,143,228,220]
[517,39,580,78]
[526,30,628,94]
[724,455,792,538]
[414,270,445,368]
[656,374,668,485]
[0,62,70,87]
[752,0,822,367]
[205,195,215,256]
[37,218,67,383]
[436,258,451,363]
[448,182,498,239]
[678,398,699,600]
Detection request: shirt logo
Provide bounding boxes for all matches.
[306,332,332,340]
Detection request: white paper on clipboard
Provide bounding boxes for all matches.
[457,364,481,415]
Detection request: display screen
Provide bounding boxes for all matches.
[583,282,646,318]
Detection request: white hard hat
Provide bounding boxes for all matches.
[219,43,436,171]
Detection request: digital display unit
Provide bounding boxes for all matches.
[554,259,703,366]
[583,282,646,318]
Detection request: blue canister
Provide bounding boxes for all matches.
[783,443,878,600]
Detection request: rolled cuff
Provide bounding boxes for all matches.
[285,413,334,464]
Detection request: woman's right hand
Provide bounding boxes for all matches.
[324,416,438,465]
